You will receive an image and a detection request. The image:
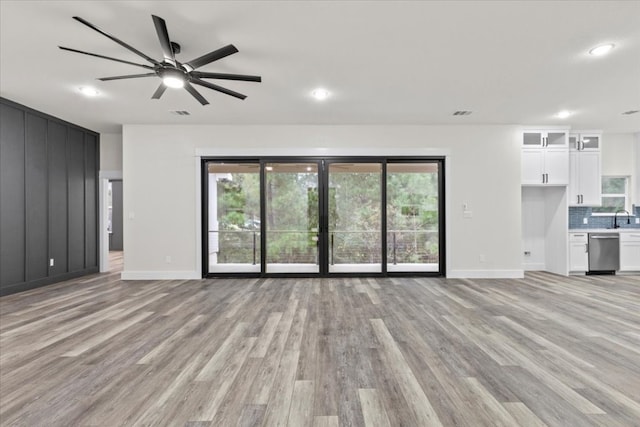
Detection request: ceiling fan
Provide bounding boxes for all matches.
[59,15,261,105]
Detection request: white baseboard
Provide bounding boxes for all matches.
[448,269,524,279]
[120,271,201,280]
[523,262,546,271]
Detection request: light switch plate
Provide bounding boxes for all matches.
[636,218,639,224]
[583,218,588,224]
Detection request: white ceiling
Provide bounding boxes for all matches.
[1,1,639,134]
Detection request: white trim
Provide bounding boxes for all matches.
[99,179,110,272]
[121,270,200,280]
[210,264,262,273]
[99,170,123,180]
[329,264,382,273]
[387,263,439,272]
[194,157,203,279]
[523,262,546,271]
[195,147,452,157]
[448,270,524,279]
[266,264,320,273]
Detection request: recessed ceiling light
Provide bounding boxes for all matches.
[556,110,571,119]
[79,86,99,97]
[311,88,330,101]
[588,43,615,56]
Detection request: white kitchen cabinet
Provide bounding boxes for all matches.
[523,130,569,149]
[568,132,602,206]
[569,133,601,151]
[569,151,601,206]
[620,232,640,271]
[569,232,589,272]
[522,130,569,186]
[522,148,569,185]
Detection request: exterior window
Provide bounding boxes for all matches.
[592,176,630,215]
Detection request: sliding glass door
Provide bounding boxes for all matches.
[206,162,261,273]
[265,162,320,273]
[327,162,383,273]
[203,157,444,277]
[386,162,441,272]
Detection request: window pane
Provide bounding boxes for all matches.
[387,163,440,272]
[207,163,261,272]
[592,197,626,213]
[265,163,319,273]
[328,163,382,273]
[602,177,626,194]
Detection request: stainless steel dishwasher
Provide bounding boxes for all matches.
[588,233,619,274]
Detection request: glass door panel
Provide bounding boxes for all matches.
[328,163,382,273]
[386,162,440,272]
[265,163,320,273]
[207,162,261,273]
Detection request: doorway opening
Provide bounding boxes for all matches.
[202,157,445,277]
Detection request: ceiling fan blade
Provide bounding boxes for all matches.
[152,15,175,65]
[59,46,155,70]
[184,44,238,71]
[98,73,157,81]
[72,16,160,66]
[184,82,210,105]
[191,71,261,82]
[151,83,167,99]
[191,78,247,100]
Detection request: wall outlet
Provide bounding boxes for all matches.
[463,210,473,218]
[49,258,54,267]
[583,218,588,224]
[165,255,172,263]
[129,212,135,219]
[479,254,486,263]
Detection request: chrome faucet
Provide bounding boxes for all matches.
[614,209,630,228]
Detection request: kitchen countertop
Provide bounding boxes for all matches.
[569,228,640,233]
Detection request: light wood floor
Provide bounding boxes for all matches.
[1,259,640,426]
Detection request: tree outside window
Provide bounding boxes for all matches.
[592,176,630,215]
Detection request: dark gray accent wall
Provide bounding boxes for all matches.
[0,98,100,296]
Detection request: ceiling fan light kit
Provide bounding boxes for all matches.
[59,15,261,105]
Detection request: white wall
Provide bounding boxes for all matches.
[602,133,635,176]
[121,124,523,279]
[100,133,123,172]
[636,132,640,206]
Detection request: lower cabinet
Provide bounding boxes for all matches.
[620,232,640,271]
[569,232,589,272]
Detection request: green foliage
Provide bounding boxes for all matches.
[212,165,440,265]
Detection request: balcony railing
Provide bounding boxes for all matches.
[209,229,438,265]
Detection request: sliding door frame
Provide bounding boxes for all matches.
[201,156,445,278]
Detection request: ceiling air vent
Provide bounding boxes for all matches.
[453,110,472,116]
[169,110,191,116]
[622,110,639,115]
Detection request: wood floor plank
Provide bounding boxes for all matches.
[287,380,314,427]
[370,318,444,427]
[358,388,391,427]
[2,258,640,426]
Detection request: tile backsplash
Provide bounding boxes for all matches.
[569,206,640,229]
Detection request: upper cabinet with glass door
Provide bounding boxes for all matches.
[522,130,569,149]
[569,132,601,151]
[521,129,570,185]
